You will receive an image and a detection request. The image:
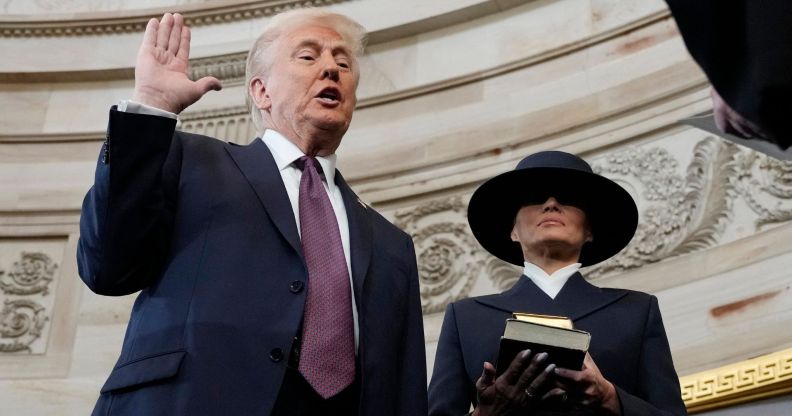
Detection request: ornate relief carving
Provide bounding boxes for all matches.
[735,153,792,227]
[585,137,739,279]
[486,258,522,292]
[189,53,247,87]
[180,106,257,144]
[0,299,48,353]
[394,196,485,314]
[0,251,58,355]
[0,252,57,296]
[0,0,350,38]
[680,347,792,413]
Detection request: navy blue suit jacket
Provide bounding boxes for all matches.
[428,274,686,415]
[77,108,428,415]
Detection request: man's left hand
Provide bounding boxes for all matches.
[711,87,769,141]
[553,353,621,415]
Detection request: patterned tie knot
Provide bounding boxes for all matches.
[294,156,325,176]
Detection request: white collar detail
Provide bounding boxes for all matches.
[261,129,337,188]
[522,261,582,299]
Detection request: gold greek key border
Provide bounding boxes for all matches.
[680,347,792,413]
[0,0,347,38]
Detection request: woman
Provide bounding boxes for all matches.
[428,151,687,415]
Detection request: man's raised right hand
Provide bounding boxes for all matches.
[132,13,222,114]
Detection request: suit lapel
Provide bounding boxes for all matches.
[474,273,628,322]
[336,171,372,302]
[475,276,565,316]
[552,273,628,321]
[225,140,304,262]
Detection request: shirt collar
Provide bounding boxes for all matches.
[261,129,338,187]
[522,261,582,299]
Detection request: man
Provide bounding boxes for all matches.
[77,9,427,416]
[666,0,792,148]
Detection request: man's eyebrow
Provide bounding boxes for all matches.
[294,38,352,56]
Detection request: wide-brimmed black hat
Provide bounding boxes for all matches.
[467,151,638,266]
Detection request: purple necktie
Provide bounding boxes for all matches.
[294,156,355,399]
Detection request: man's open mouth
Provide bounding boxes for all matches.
[316,87,341,104]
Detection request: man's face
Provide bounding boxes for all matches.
[510,197,591,258]
[255,24,358,152]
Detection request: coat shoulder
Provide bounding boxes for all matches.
[601,287,656,316]
[604,287,653,303]
[174,130,229,153]
[449,293,504,317]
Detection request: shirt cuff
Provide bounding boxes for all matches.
[117,99,178,120]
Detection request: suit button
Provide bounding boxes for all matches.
[269,348,283,362]
[289,280,304,293]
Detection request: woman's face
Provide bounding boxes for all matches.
[510,197,591,260]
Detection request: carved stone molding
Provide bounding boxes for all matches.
[680,347,792,413]
[0,299,48,353]
[577,135,792,281]
[486,258,522,292]
[586,137,740,279]
[189,53,247,87]
[0,252,57,296]
[180,106,256,144]
[736,154,792,227]
[394,196,485,314]
[0,0,348,38]
[0,250,58,355]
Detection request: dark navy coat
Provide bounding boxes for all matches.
[77,108,427,416]
[428,273,686,415]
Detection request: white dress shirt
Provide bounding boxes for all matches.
[118,99,179,119]
[522,262,582,299]
[118,100,359,350]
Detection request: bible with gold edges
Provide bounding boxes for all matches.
[495,313,590,374]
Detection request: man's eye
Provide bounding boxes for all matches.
[338,62,350,69]
[299,55,314,61]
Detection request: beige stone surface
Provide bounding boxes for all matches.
[2,0,209,15]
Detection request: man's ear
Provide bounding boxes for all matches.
[510,226,519,243]
[249,77,271,111]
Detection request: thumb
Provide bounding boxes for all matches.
[195,76,222,94]
[480,362,496,386]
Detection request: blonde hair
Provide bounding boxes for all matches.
[245,9,367,132]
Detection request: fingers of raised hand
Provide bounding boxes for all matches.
[176,24,191,61]
[156,13,174,50]
[143,18,159,47]
[167,13,184,54]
